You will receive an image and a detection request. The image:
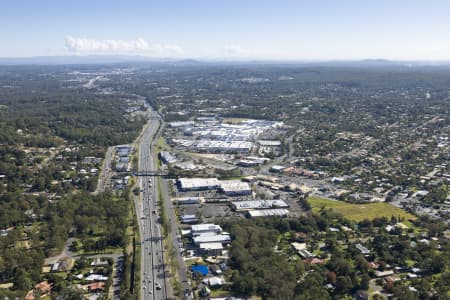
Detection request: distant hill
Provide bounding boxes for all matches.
[0,55,171,65]
[0,55,450,67]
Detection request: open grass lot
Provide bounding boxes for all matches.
[307,196,416,224]
[223,117,249,124]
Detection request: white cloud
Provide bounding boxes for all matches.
[224,44,250,57]
[65,36,183,56]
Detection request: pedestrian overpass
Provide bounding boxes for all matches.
[132,171,168,177]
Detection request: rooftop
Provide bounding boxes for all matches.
[232,200,289,211]
[247,208,289,217]
[219,180,251,192]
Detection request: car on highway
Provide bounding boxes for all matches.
[156,283,162,290]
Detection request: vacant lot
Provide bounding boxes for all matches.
[307,196,416,224]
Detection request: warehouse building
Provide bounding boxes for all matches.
[191,223,223,236]
[219,180,252,196]
[193,234,231,245]
[160,151,177,164]
[172,197,204,205]
[177,178,220,191]
[180,214,199,224]
[116,145,131,157]
[168,121,195,128]
[238,159,261,167]
[270,165,286,173]
[247,209,289,218]
[257,140,282,147]
[232,200,289,211]
[195,140,253,153]
[199,242,224,256]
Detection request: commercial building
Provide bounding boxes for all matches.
[177,178,220,191]
[193,234,231,245]
[247,209,289,218]
[219,180,252,196]
[199,242,224,256]
[232,200,289,211]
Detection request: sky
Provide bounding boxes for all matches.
[2,0,450,60]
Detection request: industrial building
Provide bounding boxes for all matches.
[168,121,195,128]
[177,178,220,191]
[116,145,131,157]
[247,209,289,218]
[115,162,128,172]
[160,151,177,164]
[232,199,289,211]
[238,159,261,167]
[219,180,252,196]
[199,242,224,256]
[270,165,286,173]
[195,140,253,153]
[191,223,223,236]
[257,140,282,147]
[193,234,231,245]
[190,223,231,254]
[180,214,199,224]
[172,196,203,205]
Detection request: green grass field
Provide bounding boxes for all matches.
[223,117,249,124]
[307,196,416,224]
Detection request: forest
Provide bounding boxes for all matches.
[0,66,140,298]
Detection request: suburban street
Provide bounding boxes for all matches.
[135,111,169,300]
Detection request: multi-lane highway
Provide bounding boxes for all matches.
[135,112,168,300]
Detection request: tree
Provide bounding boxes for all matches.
[359,273,370,290]
[335,275,353,295]
[13,268,32,291]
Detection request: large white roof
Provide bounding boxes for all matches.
[219,180,251,192]
[193,234,231,244]
[191,223,222,232]
[247,209,289,217]
[178,178,220,189]
[232,200,289,211]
